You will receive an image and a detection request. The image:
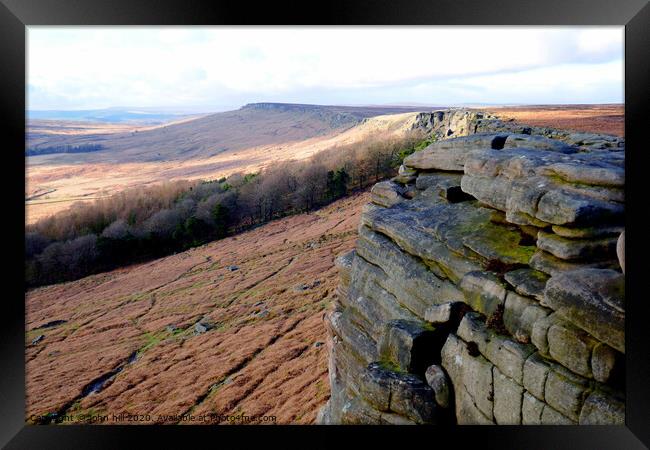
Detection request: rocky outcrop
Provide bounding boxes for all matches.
[408,110,496,141]
[319,110,625,425]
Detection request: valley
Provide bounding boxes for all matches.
[26,104,427,224]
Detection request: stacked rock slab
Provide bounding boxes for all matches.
[318,110,625,425]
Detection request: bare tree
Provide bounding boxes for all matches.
[294,164,328,211]
[101,219,132,239]
[143,209,183,238]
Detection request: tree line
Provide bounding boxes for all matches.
[25,130,434,287]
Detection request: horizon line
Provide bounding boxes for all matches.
[27,101,625,113]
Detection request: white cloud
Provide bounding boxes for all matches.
[404,60,624,104]
[27,26,624,110]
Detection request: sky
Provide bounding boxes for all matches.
[27,27,624,112]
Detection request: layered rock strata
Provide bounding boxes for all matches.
[318,110,625,425]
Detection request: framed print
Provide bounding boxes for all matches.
[1,0,649,448]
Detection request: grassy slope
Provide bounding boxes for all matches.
[26,191,369,424]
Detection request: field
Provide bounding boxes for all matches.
[26,191,368,424]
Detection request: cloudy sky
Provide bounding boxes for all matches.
[27,27,624,112]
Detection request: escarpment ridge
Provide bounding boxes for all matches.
[319,109,625,425]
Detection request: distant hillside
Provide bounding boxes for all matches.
[240,102,430,118]
[27,103,429,164]
[26,108,428,224]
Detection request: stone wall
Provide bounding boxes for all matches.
[317,110,625,425]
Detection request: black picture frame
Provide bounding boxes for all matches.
[2,0,648,448]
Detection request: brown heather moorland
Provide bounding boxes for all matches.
[26,191,368,424]
[485,104,624,137]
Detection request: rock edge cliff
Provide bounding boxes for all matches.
[319,109,625,425]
